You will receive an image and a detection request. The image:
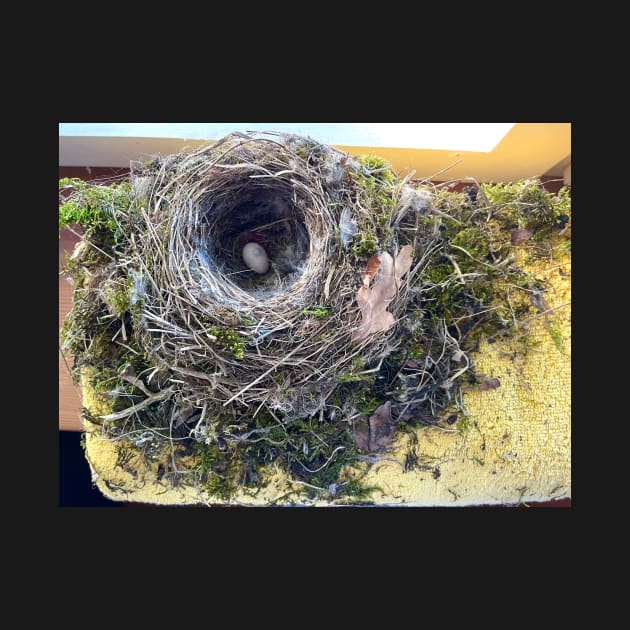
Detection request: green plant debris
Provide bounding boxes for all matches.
[457,415,473,435]
[302,306,330,318]
[348,155,399,258]
[547,319,566,354]
[210,328,247,359]
[352,231,379,257]
[337,371,371,383]
[59,178,135,249]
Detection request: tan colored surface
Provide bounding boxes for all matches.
[336,123,571,185]
[60,123,571,182]
[80,251,571,507]
[59,227,83,431]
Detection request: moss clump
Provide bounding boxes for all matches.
[352,232,378,257]
[457,415,473,434]
[348,155,399,259]
[482,179,567,233]
[103,276,133,319]
[451,227,491,262]
[302,306,330,318]
[59,178,134,246]
[406,341,425,360]
[210,328,247,359]
[194,443,241,501]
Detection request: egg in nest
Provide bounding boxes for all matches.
[242,242,270,274]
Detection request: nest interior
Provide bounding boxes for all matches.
[203,185,311,289]
[59,130,571,504]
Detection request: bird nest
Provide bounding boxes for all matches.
[60,131,571,502]
[127,133,373,412]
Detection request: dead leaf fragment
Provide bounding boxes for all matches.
[352,401,396,452]
[511,229,532,245]
[353,245,413,343]
[362,254,381,288]
[479,377,501,391]
[368,401,395,451]
[352,420,370,451]
[393,243,413,281]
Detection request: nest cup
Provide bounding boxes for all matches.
[198,178,311,295]
[154,136,336,322]
[128,132,373,410]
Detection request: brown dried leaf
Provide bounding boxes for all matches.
[362,254,381,288]
[353,246,413,343]
[511,229,533,245]
[368,401,395,451]
[353,252,396,342]
[393,244,413,283]
[352,401,395,452]
[479,377,501,391]
[352,420,370,451]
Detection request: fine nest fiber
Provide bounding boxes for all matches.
[60,130,571,504]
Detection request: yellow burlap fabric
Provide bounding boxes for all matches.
[81,252,571,506]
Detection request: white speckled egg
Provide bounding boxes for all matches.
[242,242,269,274]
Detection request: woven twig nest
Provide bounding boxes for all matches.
[125,132,419,415]
[60,131,571,502]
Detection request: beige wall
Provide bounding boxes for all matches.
[60,123,571,184]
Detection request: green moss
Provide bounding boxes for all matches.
[356,155,397,183]
[457,415,472,434]
[336,477,380,501]
[337,372,370,383]
[554,186,571,217]
[226,402,373,501]
[104,277,132,319]
[59,178,133,240]
[352,231,378,257]
[547,320,566,354]
[302,306,330,318]
[425,263,455,286]
[195,443,240,501]
[210,327,247,359]
[356,394,382,414]
[482,179,567,232]
[411,179,570,357]
[348,155,399,256]
[451,227,491,262]
[407,342,425,359]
